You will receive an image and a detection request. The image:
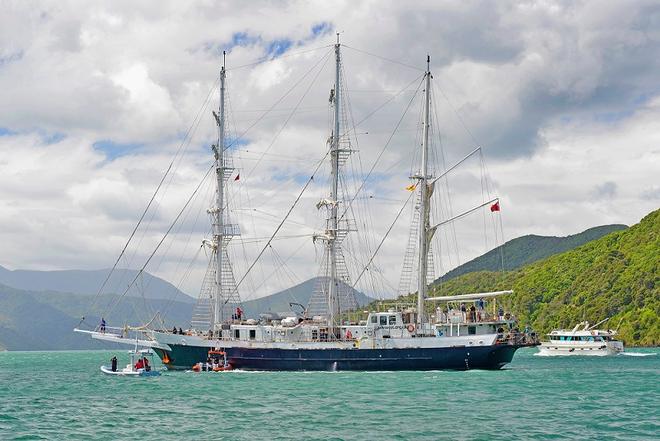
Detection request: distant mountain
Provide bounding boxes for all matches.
[0,283,194,351]
[241,277,373,319]
[435,224,628,284]
[420,210,659,346]
[0,275,372,350]
[0,266,195,303]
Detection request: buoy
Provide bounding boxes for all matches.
[407,324,415,333]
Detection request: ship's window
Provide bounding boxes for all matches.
[370,315,378,324]
[312,330,318,340]
[234,329,240,339]
[380,316,387,326]
[389,315,396,325]
[249,329,256,340]
[468,326,476,335]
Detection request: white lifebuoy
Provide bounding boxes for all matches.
[407,324,415,333]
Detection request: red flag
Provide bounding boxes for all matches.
[490,201,500,212]
[234,173,240,181]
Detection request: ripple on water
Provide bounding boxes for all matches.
[0,348,658,440]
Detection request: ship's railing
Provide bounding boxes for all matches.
[435,310,516,325]
[94,325,125,337]
[497,330,539,346]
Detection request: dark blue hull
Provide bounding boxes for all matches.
[155,343,526,371]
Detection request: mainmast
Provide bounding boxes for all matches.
[328,34,342,331]
[417,56,432,330]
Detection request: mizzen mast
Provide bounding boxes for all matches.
[416,56,433,330]
[327,34,342,331]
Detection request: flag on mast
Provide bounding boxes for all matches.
[405,184,416,191]
[234,174,240,181]
[490,201,500,212]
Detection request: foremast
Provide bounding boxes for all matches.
[416,56,434,331]
[207,54,241,332]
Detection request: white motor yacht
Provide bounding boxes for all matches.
[538,319,624,356]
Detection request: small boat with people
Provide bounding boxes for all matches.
[538,318,624,356]
[101,347,162,376]
[191,349,233,372]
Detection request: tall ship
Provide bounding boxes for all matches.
[76,37,538,370]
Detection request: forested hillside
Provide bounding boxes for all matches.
[436,224,627,283]
[401,210,659,346]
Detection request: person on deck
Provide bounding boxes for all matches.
[100,318,106,333]
[134,358,144,370]
[236,307,243,321]
[111,356,117,372]
[498,307,504,321]
[143,357,151,372]
[172,326,178,334]
[460,303,467,322]
[469,305,476,322]
[178,327,183,335]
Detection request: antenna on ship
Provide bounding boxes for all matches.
[416,54,433,332]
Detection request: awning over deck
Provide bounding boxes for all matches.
[425,290,513,302]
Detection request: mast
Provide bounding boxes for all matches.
[417,55,432,330]
[213,57,227,329]
[328,34,341,331]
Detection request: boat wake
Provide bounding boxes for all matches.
[618,352,656,357]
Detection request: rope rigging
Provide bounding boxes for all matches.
[102,165,215,319]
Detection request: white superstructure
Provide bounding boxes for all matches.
[538,320,624,356]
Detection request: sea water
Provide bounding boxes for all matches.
[0,348,658,440]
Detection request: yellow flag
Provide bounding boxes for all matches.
[405,184,416,191]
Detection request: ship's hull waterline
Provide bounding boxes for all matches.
[154,343,527,371]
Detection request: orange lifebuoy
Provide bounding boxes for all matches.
[162,353,170,364]
[407,324,415,333]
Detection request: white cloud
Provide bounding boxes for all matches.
[0,0,659,309]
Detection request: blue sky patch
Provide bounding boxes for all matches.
[41,132,66,144]
[229,32,260,50]
[266,39,293,58]
[0,50,23,67]
[93,140,143,160]
[311,22,332,38]
[594,109,635,123]
[0,127,17,136]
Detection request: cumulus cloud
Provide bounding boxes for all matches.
[1,1,659,303]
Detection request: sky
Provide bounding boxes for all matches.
[1,0,659,302]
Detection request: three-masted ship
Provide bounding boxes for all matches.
[77,37,538,370]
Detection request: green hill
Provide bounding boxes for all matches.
[436,224,627,283]
[425,209,659,346]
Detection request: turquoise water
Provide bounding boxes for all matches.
[1,348,658,440]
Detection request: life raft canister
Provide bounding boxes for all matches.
[407,324,415,333]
